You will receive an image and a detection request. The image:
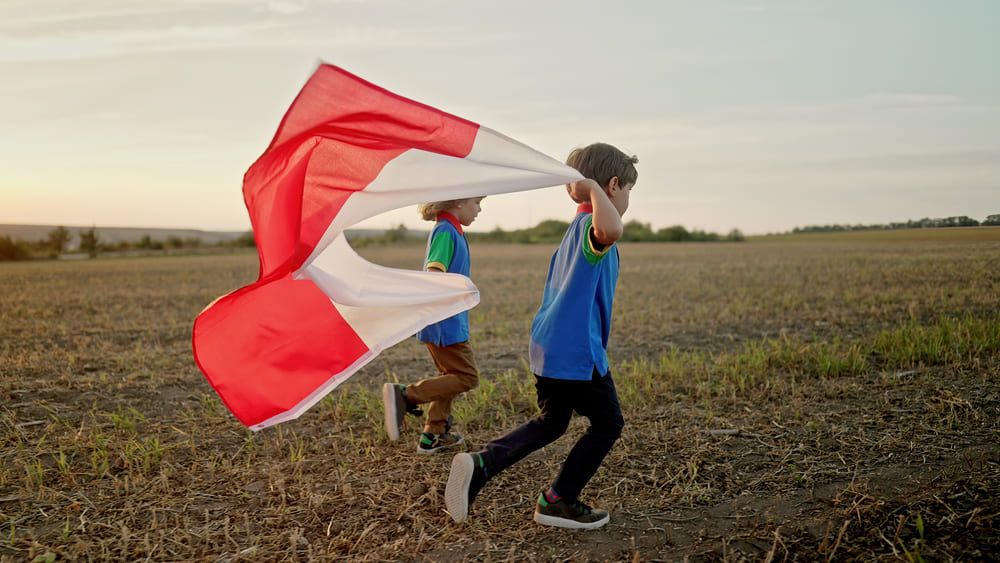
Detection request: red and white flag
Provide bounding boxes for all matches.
[192,64,582,430]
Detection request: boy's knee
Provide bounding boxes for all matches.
[595,413,624,442]
[611,413,624,439]
[536,413,571,439]
[456,372,478,392]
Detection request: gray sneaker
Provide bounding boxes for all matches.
[416,431,464,454]
[533,493,610,529]
[445,452,488,523]
[382,383,422,441]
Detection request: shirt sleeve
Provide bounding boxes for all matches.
[581,215,614,265]
[425,230,455,271]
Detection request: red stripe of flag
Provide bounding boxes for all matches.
[194,64,479,428]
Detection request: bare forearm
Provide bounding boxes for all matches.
[590,188,623,244]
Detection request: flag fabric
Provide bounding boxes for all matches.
[192,63,583,430]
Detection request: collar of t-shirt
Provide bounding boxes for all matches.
[437,212,464,234]
[577,203,594,215]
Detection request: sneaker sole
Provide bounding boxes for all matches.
[382,383,400,441]
[415,434,464,455]
[445,453,473,523]
[533,511,610,530]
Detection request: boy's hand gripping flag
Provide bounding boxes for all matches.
[192,64,583,430]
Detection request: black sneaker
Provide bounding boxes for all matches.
[416,431,464,454]
[533,493,610,529]
[382,383,423,441]
[445,452,488,523]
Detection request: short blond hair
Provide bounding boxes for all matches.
[418,201,458,221]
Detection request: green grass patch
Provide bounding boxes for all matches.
[298,315,1000,432]
[616,315,999,404]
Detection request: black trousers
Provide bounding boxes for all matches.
[479,369,624,501]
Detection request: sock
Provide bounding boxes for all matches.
[544,486,562,504]
[473,453,488,478]
[402,386,424,413]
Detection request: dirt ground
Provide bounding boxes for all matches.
[1,238,998,561]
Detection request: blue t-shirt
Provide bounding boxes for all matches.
[529,209,619,380]
[416,216,471,346]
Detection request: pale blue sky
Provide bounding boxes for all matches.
[1,0,998,234]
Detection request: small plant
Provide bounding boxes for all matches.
[89,436,110,477]
[55,450,73,482]
[897,512,927,563]
[288,433,306,465]
[141,437,165,474]
[24,459,45,489]
[107,407,146,435]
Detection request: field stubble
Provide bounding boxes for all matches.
[1,239,998,561]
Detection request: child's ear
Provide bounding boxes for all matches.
[607,176,621,193]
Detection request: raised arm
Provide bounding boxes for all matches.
[568,179,623,245]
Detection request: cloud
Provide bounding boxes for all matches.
[841,92,993,114]
[0,22,287,62]
[0,21,419,62]
[0,6,183,33]
[183,0,370,14]
[798,150,1000,172]
[263,0,309,15]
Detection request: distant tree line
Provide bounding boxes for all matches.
[469,220,744,244]
[349,224,417,248]
[792,214,1000,234]
[0,227,256,262]
[348,220,744,248]
[1,225,81,261]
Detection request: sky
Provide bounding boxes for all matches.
[1,0,998,235]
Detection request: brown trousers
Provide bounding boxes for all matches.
[405,341,479,434]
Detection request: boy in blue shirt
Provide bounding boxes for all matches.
[382,197,484,453]
[445,143,638,529]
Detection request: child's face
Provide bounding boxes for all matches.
[451,197,484,226]
[607,178,633,217]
